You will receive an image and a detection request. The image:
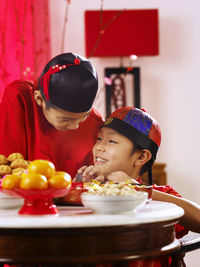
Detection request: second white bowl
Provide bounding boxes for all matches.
[0,192,24,209]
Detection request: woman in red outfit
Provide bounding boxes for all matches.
[0,53,103,178]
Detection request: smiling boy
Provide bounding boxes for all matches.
[75,107,200,235]
[77,107,158,184]
[86,126,146,179]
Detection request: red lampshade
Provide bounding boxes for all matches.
[85,9,159,57]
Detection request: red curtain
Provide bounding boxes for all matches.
[0,0,51,101]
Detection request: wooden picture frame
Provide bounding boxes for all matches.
[105,67,140,117]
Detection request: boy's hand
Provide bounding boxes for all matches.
[73,165,103,183]
[94,175,106,183]
[73,168,139,184]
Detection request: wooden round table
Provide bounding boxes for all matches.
[0,201,184,265]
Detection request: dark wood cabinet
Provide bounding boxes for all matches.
[141,163,167,185]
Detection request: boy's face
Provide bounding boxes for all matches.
[92,127,137,176]
[43,105,90,131]
[34,90,90,131]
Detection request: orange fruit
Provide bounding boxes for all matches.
[20,173,48,190]
[48,171,71,189]
[28,159,55,179]
[2,174,22,189]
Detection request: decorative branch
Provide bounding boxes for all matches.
[61,0,71,53]
[88,0,123,58]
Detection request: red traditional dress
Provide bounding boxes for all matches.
[0,80,103,177]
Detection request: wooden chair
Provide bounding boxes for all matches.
[142,164,200,266]
[170,232,200,266]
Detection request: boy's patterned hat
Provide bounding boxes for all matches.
[102,107,161,158]
[38,53,98,113]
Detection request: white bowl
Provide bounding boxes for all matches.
[0,192,24,209]
[81,192,148,214]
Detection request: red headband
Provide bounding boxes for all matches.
[40,58,81,100]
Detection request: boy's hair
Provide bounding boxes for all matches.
[38,52,98,113]
[132,143,155,176]
[102,107,161,184]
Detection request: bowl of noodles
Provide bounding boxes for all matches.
[81,182,148,214]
